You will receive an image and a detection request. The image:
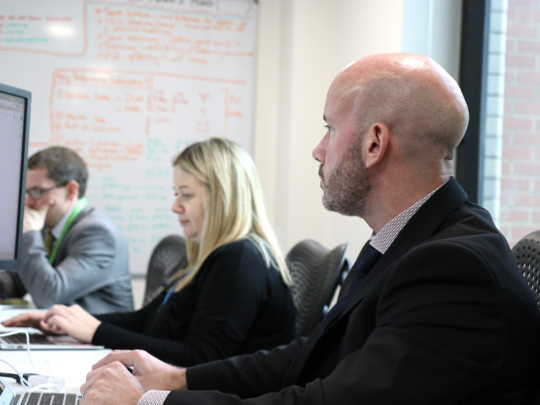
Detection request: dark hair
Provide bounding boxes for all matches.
[28,146,88,198]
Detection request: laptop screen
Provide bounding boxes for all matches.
[0,377,16,405]
[0,83,31,270]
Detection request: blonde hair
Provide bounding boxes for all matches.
[171,137,291,291]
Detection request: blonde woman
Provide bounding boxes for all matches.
[3,138,296,366]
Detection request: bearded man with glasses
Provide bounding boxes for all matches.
[0,146,134,313]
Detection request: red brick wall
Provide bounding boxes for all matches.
[500,0,540,245]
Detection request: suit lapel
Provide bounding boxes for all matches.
[283,178,468,386]
[49,206,93,265]
[344,178,468,310]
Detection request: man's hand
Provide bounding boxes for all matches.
[23,204,49,232]
[80,361,145,405]
[91,350,188,391]
[1,311,47,331]
[40,304,101,342]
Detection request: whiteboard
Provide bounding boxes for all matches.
[0,0,259,275]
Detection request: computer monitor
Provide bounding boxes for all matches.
[0,83,31,269]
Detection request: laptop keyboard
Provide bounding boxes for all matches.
[14,391,80,405]
[2,334,52,345]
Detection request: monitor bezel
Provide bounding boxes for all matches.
[0,82,31,269]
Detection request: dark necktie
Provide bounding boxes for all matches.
[321,241,382,330]
[283,241,383,386]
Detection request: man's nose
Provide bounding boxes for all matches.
[312,142,325,164]
[312,132,329,163]
[25,196,36,208]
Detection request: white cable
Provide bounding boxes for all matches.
[0,329,35,386]
[0,329,56,388]
[27,382,64,393]
[0,329,67,392]
[0,358,29,387]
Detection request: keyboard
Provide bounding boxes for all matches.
[2,334,52,345]
[13,391,80,405]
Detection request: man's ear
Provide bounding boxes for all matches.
[65,180,80,201]
[364,123,389,169]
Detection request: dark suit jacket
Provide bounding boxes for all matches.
[166,178,540,404]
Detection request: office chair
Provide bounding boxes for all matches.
[512,230,540,404]
[143,234,187,307]
[512,231,540,404]
[511,230,540,308]
[286,239,349,337]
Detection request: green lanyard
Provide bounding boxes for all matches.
[48,197,88,264]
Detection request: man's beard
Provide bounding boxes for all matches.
[319,139,371,217]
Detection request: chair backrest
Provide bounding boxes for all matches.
[286,239,349,337]
[511,230,540,308]
[511,231,540,404]
[143,234,187,307]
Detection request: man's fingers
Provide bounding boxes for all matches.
[39,202,50,215]
[92,350,137,370]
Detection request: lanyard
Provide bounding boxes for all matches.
[158,279,181,312]
[157,266,195,312]
[48,197,88,264]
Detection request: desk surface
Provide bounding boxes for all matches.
[0,308,111,393]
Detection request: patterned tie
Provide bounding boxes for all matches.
[44,231,55,254]
[321,241,382,330]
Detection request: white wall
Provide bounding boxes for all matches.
[253,0,463,263]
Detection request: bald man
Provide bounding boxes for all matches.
[79,53,540,404]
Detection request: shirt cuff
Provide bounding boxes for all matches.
[137,390,170,405]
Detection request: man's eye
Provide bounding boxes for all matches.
[324,124,333,132]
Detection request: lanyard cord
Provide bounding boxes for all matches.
[48,197,88,264]
[157,266,195,312]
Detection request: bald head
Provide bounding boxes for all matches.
[313,52,470,226]
[333,53,469,167]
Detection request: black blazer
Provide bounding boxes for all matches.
[168,178,540,405]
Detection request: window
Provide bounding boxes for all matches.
[458,0,540,246]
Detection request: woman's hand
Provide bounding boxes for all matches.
[1,311,48,331]
[41,304,101,342]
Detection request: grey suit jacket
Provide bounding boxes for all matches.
[2,206,133,313]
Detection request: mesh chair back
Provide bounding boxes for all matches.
[512,230,540,307]
[511,230,540,403]
[286,239,349,337]
[143,234,187,307]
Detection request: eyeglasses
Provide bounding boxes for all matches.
[25,184,64,200]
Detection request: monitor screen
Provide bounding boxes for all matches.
[0,83,31,269]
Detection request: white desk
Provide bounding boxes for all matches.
[0,308,111,393]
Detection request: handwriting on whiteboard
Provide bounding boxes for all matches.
[0,0,257,274]
[49,68,247,169]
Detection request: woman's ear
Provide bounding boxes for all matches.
[364,123,389,169]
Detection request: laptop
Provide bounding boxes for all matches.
[0,330,104,351]
[0,377,80,405]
